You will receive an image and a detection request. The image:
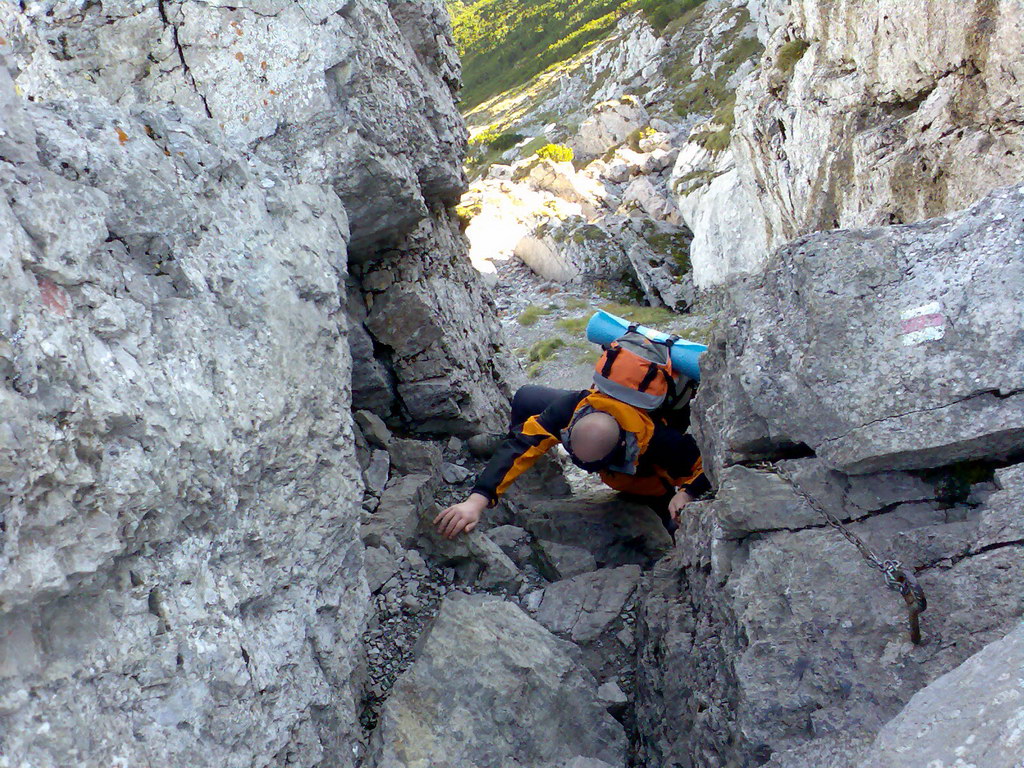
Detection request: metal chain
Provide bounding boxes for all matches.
[771,463,928,644]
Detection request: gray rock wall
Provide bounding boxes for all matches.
[635,186,1024,767]
[856,621,1024,768]
[693,183,1024,479]
[735,0,1024,252]
[0,1,509,766]
[0,63,366,768]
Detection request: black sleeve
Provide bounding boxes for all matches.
[471,390,586,504]
[645,423,710,496]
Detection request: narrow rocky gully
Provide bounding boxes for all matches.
[353,247,680,765]
[1,2,1022,768]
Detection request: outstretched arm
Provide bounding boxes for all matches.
[435,390,585,539]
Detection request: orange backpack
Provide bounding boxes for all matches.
[592,329,676,410]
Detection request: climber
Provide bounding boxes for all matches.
[434,378,709,540]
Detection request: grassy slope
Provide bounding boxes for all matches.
[447,0,707,111]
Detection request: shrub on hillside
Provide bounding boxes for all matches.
[471,128,525,153]
[535,143,575,163]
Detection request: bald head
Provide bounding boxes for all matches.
[569,411,620,463]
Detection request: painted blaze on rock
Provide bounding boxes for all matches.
[694,184,1024,477]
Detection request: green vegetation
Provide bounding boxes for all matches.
[556,316,590,334]
[776,39,810,76]
[626,125,656,151]
[465,127,530,177]
[692,126,732,153]
[528,337,567,362]
[447,0,710,110]
[571,225,608,245]
[675,317,719,345]
[633,0,706,32]
[914,461,998,506]
[641,226,692,273]
[470,127,526,153]
[672,167,726,196]
[455,201,483,229]
[563,297,590,310]
[664,8,762,125]
[600,301,678,327]
[535,143,575,162]
[517,304,554,326]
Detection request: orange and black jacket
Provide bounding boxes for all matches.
[471,389,710,506]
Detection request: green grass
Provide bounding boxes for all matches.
[641,227,692,273]
[447,0,711,110]
[665,8,762,123]
[626,125,656,151]
[528,337,567,362]
[563,297,590,310]
[517,304,554,326]
[692,126,732,153]
[600,301,679,327]
[672,167,726,196]
[556,316,590,334]
[634,0,706,31]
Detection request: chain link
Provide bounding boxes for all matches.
[772,463,927,644]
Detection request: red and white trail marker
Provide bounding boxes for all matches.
[899,301,945,346]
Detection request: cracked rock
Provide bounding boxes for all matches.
[369,594,626,767]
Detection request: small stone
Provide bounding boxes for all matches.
[597,681,627,706]
[354,410,392,449]
[466,433,505,458]
[389,438,443,475]
[441,462,474,484]
[523,589,545,612]
[406,549,427,572]
[363,449,390,495]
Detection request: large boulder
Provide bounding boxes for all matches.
[535,565,643,682]
[0,2,504,766]
[634,460,1024,767]
[370,594,626,768]
[0,64,368,768]
[856,622,1024,768]
[516,491,673,568]
[574,97,650,158]
[670,143,770,288]
[694,184,1024,479]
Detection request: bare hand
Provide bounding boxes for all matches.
[433,493,487,540]
[668,488,695,523]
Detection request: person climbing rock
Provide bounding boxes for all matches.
[435,330,709,540]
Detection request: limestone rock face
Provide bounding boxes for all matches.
[0,2,509,766]
[671,142,769,287]
[636,464,1024,767]
[639,185,1024,767]
[694,184,1024,478]
[370,594,626,768]
[856,622,1024,768]
[0,65,367,767]
[574,97,650,158]
[734,0,1024,254]
[358,209,514,435]
[5,0,466,257]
